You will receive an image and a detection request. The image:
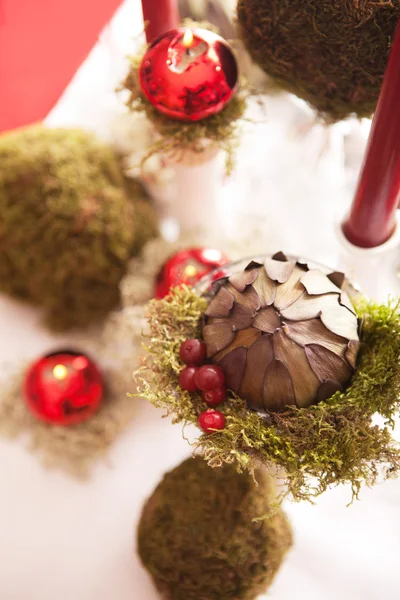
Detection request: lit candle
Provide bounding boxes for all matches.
[139,27,238,121]
[342,20,400,248]
[168,29,208,74]
[141,0,180,44]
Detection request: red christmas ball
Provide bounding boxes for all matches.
[155,247,229,299]
[198,409,226,433]
[23,351,103,426]
[139,27,238,121]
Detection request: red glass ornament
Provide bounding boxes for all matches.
[23,351,103,426]
[139,27,238,121]
[155,247,229,299]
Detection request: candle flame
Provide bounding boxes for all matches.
[184,264,197,278]
[53,364,68,380]
[183,29,194,49]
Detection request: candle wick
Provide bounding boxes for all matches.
[186,48,191,56]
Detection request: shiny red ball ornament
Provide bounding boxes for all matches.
[198,409,226,433]
[139,27,238,121]
[23,351,103,426]
[155,247,229,299]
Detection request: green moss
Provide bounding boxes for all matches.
[120,22,249,175]
[0,126,158,330]
[237,0,400,121]
[136,288,400,503]
[138,456,293,600]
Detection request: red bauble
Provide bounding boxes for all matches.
[155,247,229,299]
[194,365,225,392]
[139,27,238,121]
[23,351,103,426]
[198,409,226,433]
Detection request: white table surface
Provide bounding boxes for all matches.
[1,2,400,599]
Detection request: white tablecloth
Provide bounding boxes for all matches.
[1,2,399,599]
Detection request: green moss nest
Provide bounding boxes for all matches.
[138,456,292,600]
[136,287,400,503]
[0,126,158,330]
[237,0,400,121]
[120,23,250,174]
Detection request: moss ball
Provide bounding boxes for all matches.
[138,456,293,600]
[0,126,158,330]
[237,0,400,120]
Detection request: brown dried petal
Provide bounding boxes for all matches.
[282,318,347,358]
[229,268,258,292]
[274,266,306,310]
[253,307,280,333]
[218,347,247,394]
[214,327,261,362]
[280,292,339,322]
[202,323,235,358]
[205,287,234,318]
[300,269,342,295]
[264,257,296,283]
[320,302,359,341]
[339,292,357,315]
[316,380,343,402]
[273,329,320,408]
[305,344,353,385]
[245,260,263,270]
[225,283,261,312]
[217,303,254,331]
[327,271,345,289]
[263,359,295,411]
[345,340,360,368]
[251,268,276,306]
[272,251,288,262]
[240,336,274,410]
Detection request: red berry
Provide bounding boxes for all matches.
[179,339,207,366]
[202,386,226,407]
[194,365,225,391]
[198,409,226,433]
[178,366,198,392]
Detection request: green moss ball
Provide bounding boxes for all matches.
[0,126,158,329]
[138,456,293,600]
[237,0,400,120]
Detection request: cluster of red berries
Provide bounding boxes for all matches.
[178,338,226,433]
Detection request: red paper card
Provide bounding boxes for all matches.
[0,0,123,133]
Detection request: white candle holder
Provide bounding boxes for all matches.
[336,211,400,301]
[164,144,224,234]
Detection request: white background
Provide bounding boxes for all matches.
[1,1,400,599]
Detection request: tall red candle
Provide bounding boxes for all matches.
[141,0,180,43]
[342,20,400,248]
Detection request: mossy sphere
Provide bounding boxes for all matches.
[138,456,292,600]
[237,0,400,120]
[0,126,158,329]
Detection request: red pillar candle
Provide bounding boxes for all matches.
[342,20,400,248]
[141,0,180,43]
